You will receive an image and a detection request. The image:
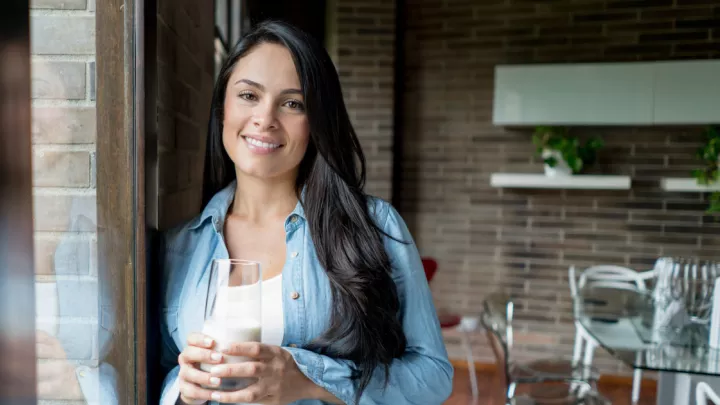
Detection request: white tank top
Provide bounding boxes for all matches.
[260,274,284,346]
[240,275,284,405]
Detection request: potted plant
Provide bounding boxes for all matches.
[532,126,604,177]
[691,126,720,215]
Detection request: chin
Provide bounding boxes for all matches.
[238,167,274,179]
[237,164,286,180]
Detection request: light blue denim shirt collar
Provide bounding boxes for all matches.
[187,180,307,232]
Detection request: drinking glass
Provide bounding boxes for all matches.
[199,259,262,391]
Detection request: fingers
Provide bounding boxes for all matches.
[37,360,70,380]
[35,331,54,343]
[222,342,274,359]
[210,382,269,404]
[179,363,221,388]
[209,361,268,379]
[187,332,214,349]
[178,345,224,366]
[36,361,83,401]
[177,332,223,404]
[36,333,65,359]
[178,379,216,404]
[36,341,66,359]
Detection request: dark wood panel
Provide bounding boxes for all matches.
[0,2,36,404]
[96,0,145,403]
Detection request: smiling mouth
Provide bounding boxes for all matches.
[242,136,282,149]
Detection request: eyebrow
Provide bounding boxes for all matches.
[234,78,302,96]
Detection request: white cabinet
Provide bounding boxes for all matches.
[493,61,720,126]
[493,63,655,125]
[653,60,720,124]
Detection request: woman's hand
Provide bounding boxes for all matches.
[36,331,83,400]
[207,342,337,404]
[177,333,225,405]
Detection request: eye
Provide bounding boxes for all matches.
[283,99,305,111]
[238,91,257,101]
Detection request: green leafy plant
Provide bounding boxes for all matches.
[532,126,604,174]
[691,126,720,215]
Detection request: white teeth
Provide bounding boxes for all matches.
[245,137,280,149]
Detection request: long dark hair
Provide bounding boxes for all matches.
[202,21,406,402]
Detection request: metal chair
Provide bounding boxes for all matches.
[696,381,720,405]
[481,293,609,405]
[569,265,656,404]
[422,257,479,401]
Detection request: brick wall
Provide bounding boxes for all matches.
[154,0,215,230]
[326,0,396,201]
[31,1,97,275]
[30,0,98,402]
[402,0,720,374]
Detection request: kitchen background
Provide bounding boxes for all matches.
[357,0,719,375]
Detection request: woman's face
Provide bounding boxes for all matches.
[222,42,310,181]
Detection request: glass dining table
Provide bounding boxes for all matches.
[577,286,720,405]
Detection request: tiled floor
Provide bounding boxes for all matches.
[445,369,657,405]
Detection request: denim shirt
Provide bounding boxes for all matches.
[159,182,453,405]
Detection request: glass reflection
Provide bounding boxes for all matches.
[30,2,118,403]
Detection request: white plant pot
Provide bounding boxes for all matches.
[542,149,573,177]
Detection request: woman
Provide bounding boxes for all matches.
[159,21,453,405]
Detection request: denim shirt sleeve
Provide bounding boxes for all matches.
[158,232,188,405]
[285,202,454,405]
[75,363,119,405]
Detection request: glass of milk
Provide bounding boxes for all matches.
[200,259,262,391]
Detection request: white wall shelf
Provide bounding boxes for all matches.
[661,178,720,192]
[490,173,631,190]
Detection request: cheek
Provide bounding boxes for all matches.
[289,119,311,151]
[222,99,251,130]
[221,102,251,154]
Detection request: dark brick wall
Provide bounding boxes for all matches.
[155,0,215,230]
[328,0,396,200]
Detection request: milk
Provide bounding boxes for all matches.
[200,281,262,391]
[199,318,262,391]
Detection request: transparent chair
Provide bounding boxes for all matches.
[569,265,656,404]
[481,293,609,405]
[696,381,720,405]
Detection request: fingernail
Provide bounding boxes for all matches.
[204,338,213,347]
[210,365,223,375]
[211,352,222,361]
[211,392,221,400]
[210,377,221,386]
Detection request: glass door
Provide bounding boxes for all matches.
[1,0,145,404]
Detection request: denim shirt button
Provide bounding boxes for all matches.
[291,291,300,300]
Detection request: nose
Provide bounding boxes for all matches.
[251,102,277,131]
